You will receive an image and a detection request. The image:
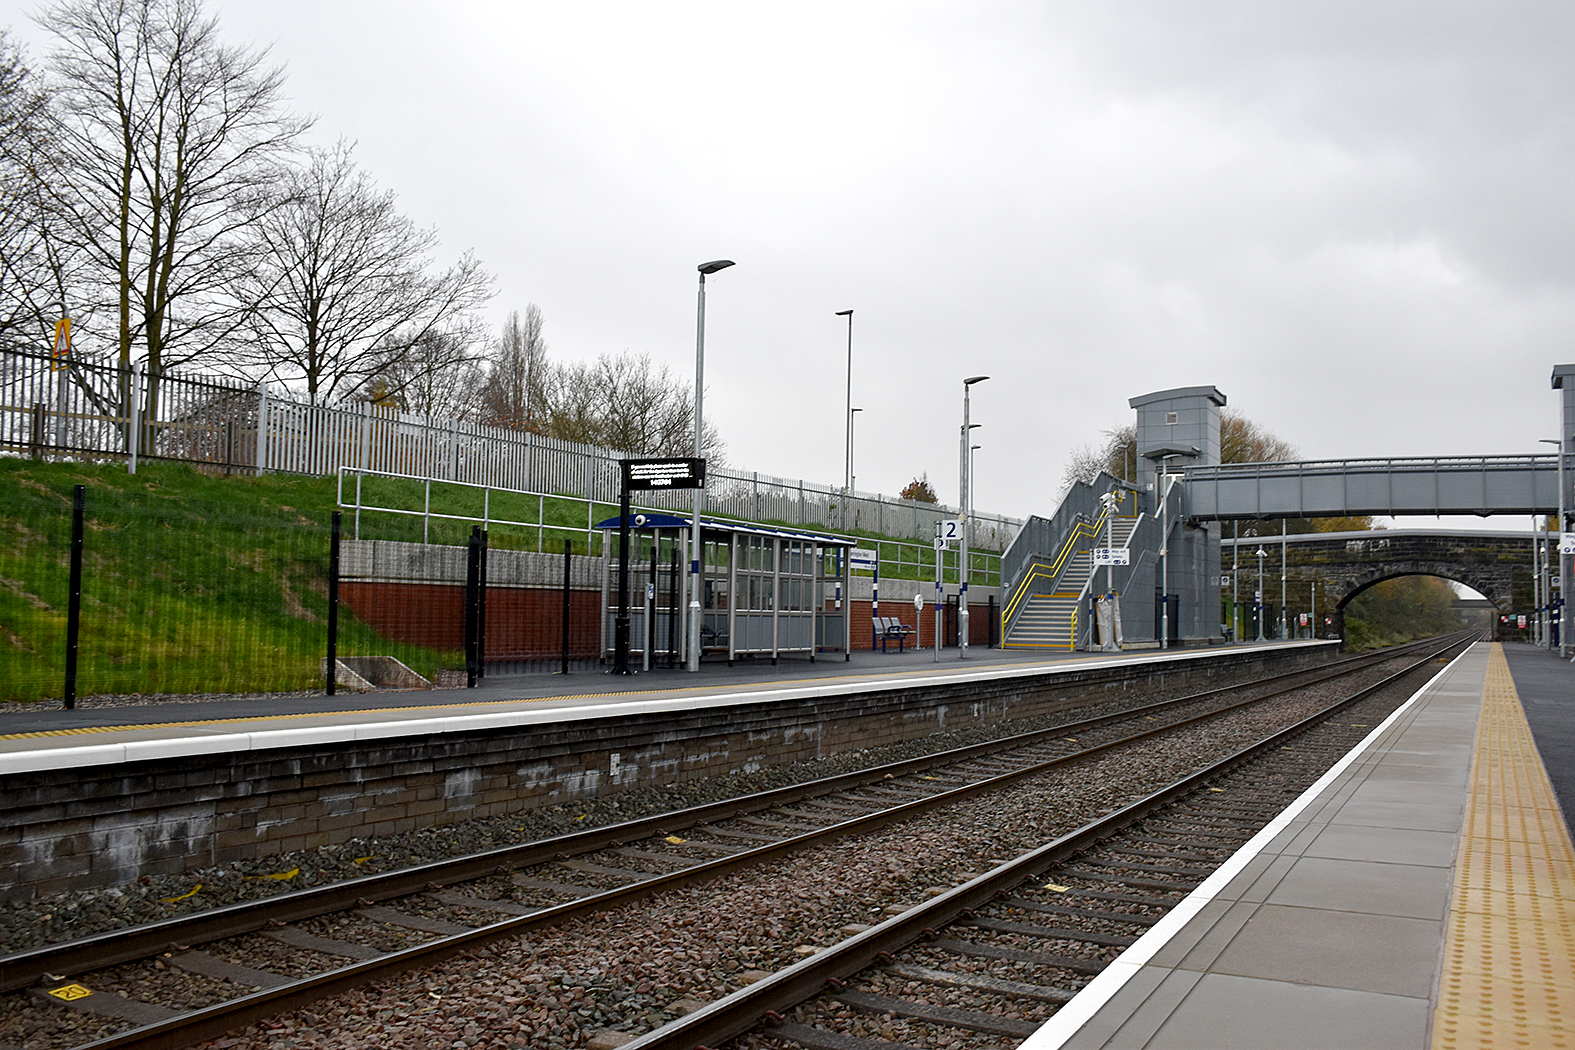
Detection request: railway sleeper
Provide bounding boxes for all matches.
[833,988,1042,1038]
[879,961,1076,1004]
[963,916,1138,948]
[1050,867,1202,891]
[765,1019,922,1050]
[994,896,1162,927]
[29,983,181,1026]
[926,937,1105,974]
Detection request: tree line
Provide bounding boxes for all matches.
[0,2,717,460]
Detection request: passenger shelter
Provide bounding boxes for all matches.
[594,514,855,666]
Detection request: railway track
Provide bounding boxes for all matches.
[628,634,1475,1050]
[0,637,1467,1050]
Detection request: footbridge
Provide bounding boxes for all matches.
[998,366,1574,650]
[1184,457,1562,520]
[1220,529,1541,638]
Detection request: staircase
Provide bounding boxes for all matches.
[1002,516,1140,650]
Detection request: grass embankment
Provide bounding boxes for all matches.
[1,461,996,704]
[0,460,468,704]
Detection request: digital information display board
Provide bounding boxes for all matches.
[624,458,706,490]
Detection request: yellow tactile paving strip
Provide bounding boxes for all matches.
[1431,643,1575,1050]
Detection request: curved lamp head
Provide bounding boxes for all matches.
[698,259,735,275]
[964,375,990,387]
[835,309,853,317]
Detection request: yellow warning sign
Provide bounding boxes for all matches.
[48,983,93,1001]
[51,318,71,371]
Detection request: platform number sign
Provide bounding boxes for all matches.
[939,519,962,544]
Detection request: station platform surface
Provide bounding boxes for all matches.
[1024,641,1575,1050]
[0,640,1325,774]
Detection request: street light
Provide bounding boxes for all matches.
[959,375,988,658]
[850,407,863,496]
[1255,547,1268,642]
[688,259,734,673]
[1540,437,1564,653]
[1158,453,1183,649]
[836,309,854,531]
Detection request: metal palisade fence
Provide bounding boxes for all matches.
[2,346,1021,549]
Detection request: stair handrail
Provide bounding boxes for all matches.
[1000,512,1089,631]
[1001,504,1112,644]
[1075,510,1147,650]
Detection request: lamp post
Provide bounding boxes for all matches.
[959,375,988,658]
[1280,519,1288,640]
[1540,437,1565,653]
[836,309,854,531]
[1255,547,1268,641]
[1157,454,1182,649]
[850,407,863,496]
[688,259,734,673]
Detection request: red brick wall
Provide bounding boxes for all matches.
[341,582,603,659]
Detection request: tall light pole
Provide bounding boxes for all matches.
[836,309,854,531]
[1255,547,1268,642]
[688,259,734,673]
[959,375,988,658]
[1158,454,1182,649]
[850,407,863,496]
[1540,437,1565,653]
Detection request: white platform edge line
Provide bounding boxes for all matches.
[1015,642,1481,1050]
[0,644,1326,775]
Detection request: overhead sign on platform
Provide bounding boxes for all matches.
[849,548,878,570]
[622,457,706,490]
[1093,547,1129,566]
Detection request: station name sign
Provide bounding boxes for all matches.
[623,457,706,490]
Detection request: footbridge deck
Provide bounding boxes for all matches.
[1184,455,1561,520]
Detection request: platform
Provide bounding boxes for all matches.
[0,641,1323,774]
[1025,641,1575,1050]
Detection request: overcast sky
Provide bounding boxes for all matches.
[7,1,1573,527]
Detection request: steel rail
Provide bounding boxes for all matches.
[0,640,1423,994]
[54,637,1468,1050]
[613,633,1475,1050]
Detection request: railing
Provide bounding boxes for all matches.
[2,346,1021,553]
[1000,508,1106,644]
[1183,455,1562,518]
[336,466,1006,585]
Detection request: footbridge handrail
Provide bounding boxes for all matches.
[1184,454,1561,519]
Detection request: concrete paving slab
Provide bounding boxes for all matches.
[1208,905,1443,998]
[1261,856,1452,921]
[1142,973,1431,1050]
[1303,823,1460,867]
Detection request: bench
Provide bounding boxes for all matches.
[873,615,915,653]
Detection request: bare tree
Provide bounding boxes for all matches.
[0,30,74,351]
[479,305,548,430]
[228,140,493,403]
[539,350,724,460]
[39,0,307,395]
[355,327,485,419]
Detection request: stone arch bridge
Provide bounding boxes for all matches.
[1220,529,1542,637]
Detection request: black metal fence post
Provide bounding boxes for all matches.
[560,537,571,675]
[327,510,341,695]
[477,527,488,680]
[465,525,481,687]
[63,485,85,710]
